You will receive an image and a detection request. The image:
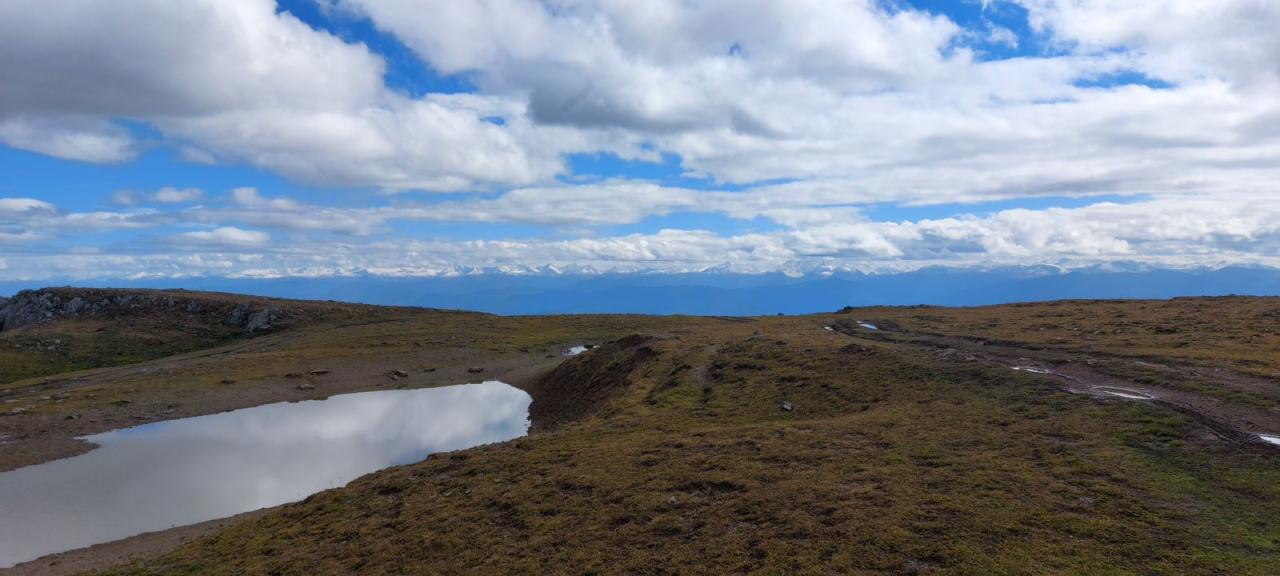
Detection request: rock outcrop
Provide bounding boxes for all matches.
[0,288,286,334]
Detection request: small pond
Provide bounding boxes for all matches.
[0,381,531,568]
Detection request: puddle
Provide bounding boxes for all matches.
[1010,366,1052,374]
[1257,434,1280,447]
[856,322,878,331]
[0,382,530,568]
[564,345,589,356]
[1091,387,1154,400]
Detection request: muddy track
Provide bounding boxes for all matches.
[823,321,1280,450]
[1014,362,1268,447]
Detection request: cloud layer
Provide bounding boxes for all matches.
[2,0,1278,279]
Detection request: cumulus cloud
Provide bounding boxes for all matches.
[2,1,1280,279]
[3,0,1277,200]
[1015,0,1280,86]
[0,0,579,191]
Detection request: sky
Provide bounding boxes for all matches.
[1,0,1279,281]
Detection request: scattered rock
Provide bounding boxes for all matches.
[781,401,793,412]
[307,369,330,376]
[64,413,82,420]
[295,383,316,391]
[422,367,437,373]
[224,304,248,326]
[392,369,409,378]
[244,307,281,333]
[284,372,303,379]
[467,367,485,374]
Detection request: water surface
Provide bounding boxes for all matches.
[1092,386,1154,400]
[0,382,530,568]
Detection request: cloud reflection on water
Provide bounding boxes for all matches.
[0,381,530,568]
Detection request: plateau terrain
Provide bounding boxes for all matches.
[1,288,1277,575]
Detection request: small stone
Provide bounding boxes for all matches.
[295,383,315,390]
[781,401,793,412]
[392,369,409,378]
[422,367,437,373]
[284,372,303,379]
[307,369,330,375]
[467,367,485,374]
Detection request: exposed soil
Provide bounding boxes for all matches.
[524,334,658,431]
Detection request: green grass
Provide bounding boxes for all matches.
[100,307,1280,575]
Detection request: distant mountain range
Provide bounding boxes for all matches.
[3,265,1279,315]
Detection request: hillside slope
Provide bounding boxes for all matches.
[49,296,1273,576]
[0,294,1277,574]
[0,287,448,386]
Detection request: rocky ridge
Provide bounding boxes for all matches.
[0,288,285,334]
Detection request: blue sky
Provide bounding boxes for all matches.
[1,0,1278,280]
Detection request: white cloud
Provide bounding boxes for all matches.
[153,187,204,203]
[2,1,1280,278]
[0,0,576,191]
[0,198,56,214]
[179,227,271,248]
[114,187,205,206]
[3,0,1277,202]
[1014,0,1280,86]
[230,187,302,210]
[0,116,136,163]
[6,193,1280,279]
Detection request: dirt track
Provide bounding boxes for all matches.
[828,321,1280,450]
